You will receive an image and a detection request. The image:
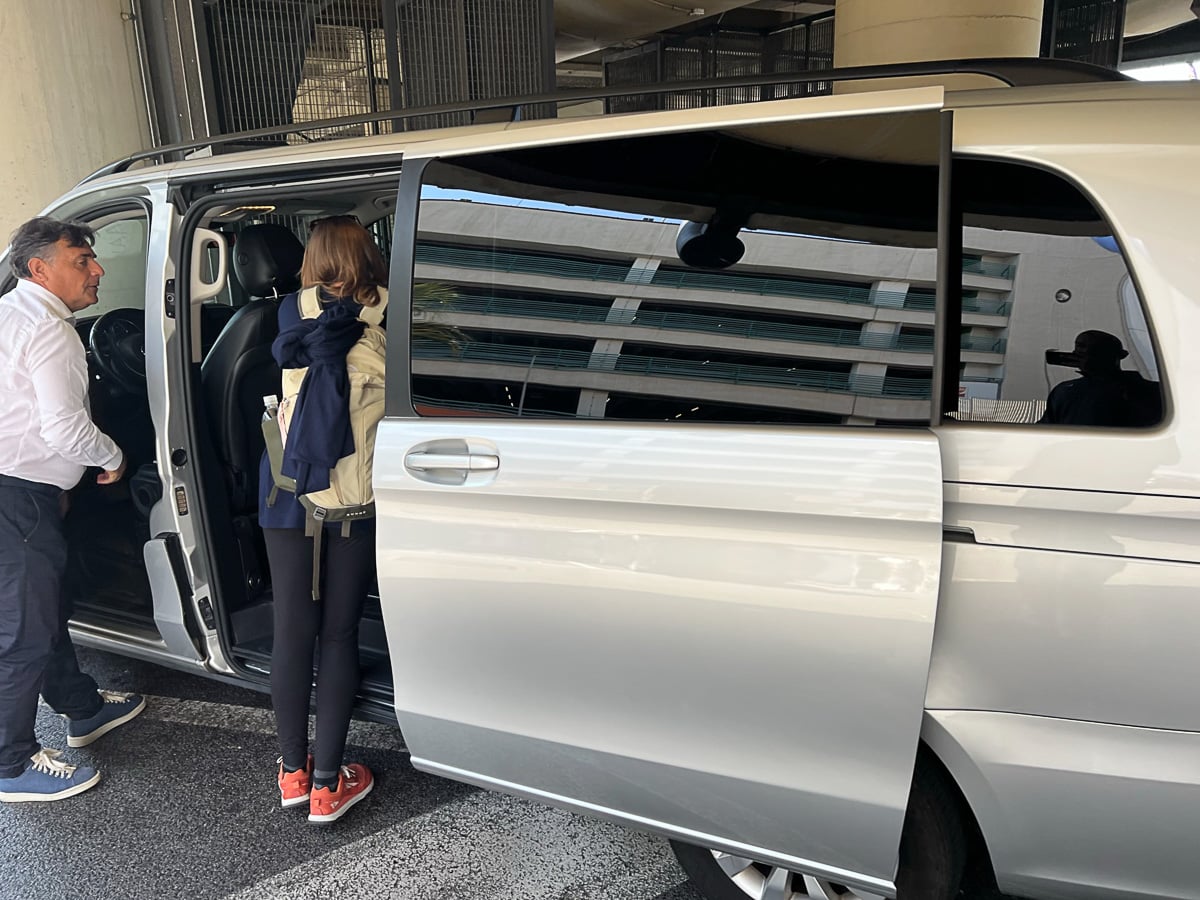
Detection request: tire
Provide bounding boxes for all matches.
[894,751,967,899]
[670,752,967,900]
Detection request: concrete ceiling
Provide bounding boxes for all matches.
[1125,0,1198,35]
[552,0,1199,62]
[553,0,831,60]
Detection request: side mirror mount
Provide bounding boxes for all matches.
[676,213,747,269]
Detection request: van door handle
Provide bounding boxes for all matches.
[404,451,499,472]
[403,440,500,487]
[943,525,976,543]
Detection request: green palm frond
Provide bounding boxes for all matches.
[412,280,468,353]
[413,281,460,305]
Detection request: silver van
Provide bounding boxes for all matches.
[8,61,1198,900]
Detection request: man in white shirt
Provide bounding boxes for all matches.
[0,217,146,803]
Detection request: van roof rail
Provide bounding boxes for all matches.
[80,57,1126,185]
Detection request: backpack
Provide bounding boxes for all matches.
[262,285,387,599]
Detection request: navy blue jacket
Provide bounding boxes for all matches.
[257,290,365,529]
[274,302,365,494]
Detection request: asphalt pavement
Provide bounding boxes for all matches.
[0,647,703,900]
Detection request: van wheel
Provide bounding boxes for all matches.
[669,754,966,900]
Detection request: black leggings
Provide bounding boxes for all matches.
[263,524,375,774]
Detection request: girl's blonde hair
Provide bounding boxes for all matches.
[300,215,387,307]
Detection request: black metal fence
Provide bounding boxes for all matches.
[602,13,835,114]
[201,0,555,144]
[1042,0,1127,67]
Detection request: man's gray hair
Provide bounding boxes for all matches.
[9,216,95,279]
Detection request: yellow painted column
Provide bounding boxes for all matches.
[0,0,150,236]
[833,0,1045,92]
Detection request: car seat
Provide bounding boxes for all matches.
[200,223,304,511]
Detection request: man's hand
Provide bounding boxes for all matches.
[97,457,127,485]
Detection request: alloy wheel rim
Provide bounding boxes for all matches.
[712,851,886,900]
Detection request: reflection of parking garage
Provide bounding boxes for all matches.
[413,193,991,425]
[414,258,942,414]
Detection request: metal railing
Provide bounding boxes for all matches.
[432,294,1007,353]
[962,257,1016,279]
[416,243,1012,317]
[901,291,1010,316]
[649,266,884,306]
[417,243,633,283]
[411,393,571,419]
[89,57,1127,180]
[411,340,934,399]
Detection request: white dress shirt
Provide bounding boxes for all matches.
[0,279,123,490]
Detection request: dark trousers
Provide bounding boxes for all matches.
[263,524,374,775]
[0,477,102,779]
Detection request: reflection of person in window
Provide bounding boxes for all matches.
[1039,330,1162,427]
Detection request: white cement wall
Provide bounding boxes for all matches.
[0,0,150,238]
[963,225,1132,401]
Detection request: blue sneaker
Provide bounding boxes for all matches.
[66,690,146,748]
[0,749,100,802]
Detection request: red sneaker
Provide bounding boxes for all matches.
[277,755,313,809]
[308,763,374,824]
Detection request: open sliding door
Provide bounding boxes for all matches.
[378,88,948,895]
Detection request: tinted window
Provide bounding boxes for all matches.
[412,110,942,425]
[951,159,1163,428]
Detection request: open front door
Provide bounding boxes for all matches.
[378,88,946,894]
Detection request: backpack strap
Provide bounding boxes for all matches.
[359,286,387,326]
[298,285,387,325]
[304,506,327,601]
[298,499,375,601]
[297,285,323,319]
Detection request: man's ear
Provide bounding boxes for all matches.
[25,256,49,285]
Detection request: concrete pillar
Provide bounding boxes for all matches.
[577,337,624,418]
[962,362,997,379]
[850,361,888,395]
[625,258,660,286]
[579,296,644,416]
[834,0,1044,92]
[576,387,611,418]
[606,296,643,324]
[0,0,150,237]
[861,320,901,350]
[869,280,909,310]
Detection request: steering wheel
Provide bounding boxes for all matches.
[87,308,146,394]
